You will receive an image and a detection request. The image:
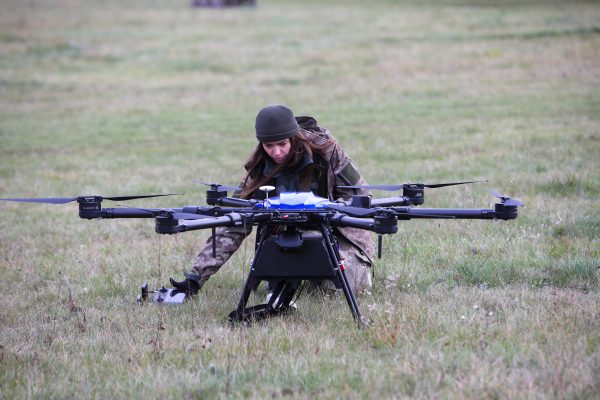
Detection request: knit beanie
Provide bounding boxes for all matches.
[255,104,300,142]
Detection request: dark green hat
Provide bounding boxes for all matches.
[255,104,300,142]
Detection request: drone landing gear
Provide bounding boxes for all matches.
[228,279,299,324]
[136,282,187,304]
[228,302,297,324]
[228,227,363,326]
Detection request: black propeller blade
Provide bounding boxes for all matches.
[0,197,78,204]
[490,190,524,207]
[0,193,181,205]
[338,184,406,191]
[103,194,182,201]
[338,180,486,191]
[422,180,486,188]
[195,181,240,192]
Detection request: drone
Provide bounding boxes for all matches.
[0,180,523,326]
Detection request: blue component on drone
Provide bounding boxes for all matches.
[257,192,334,209]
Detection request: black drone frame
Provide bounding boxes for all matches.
[0,182,523,326]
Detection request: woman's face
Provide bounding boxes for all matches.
[262,139,291,164]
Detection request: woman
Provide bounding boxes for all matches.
[170,104,374,296]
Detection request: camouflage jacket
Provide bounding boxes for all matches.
[191,129,375,280]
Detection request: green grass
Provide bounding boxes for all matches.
[1,0,599,398]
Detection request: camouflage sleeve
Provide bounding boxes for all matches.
[327,142,371,201]
[191,223,253,280]
[325,141,375,263]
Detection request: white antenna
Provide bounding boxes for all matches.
[259,185,275,208]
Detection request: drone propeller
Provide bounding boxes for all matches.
[490,190,524,207]
[338,180,486,191]
[422,180,487,188]
[194,181,240,192]
[0,193,181,205]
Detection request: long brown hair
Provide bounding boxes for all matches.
[240,130,334,199]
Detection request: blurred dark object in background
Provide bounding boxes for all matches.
[192,0,256,7]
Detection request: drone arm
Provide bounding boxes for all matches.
[333,214,374,230]
[391,206,516,220]
[330,213,398,235]
[99,208,167,219]
[212,197,257,207]
[370,196,412,207]
[177,213,245,233]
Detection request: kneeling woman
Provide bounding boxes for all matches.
[171,104,374,296]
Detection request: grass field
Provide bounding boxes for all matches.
[0,0,599,398]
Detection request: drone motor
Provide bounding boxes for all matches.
[78,196,103,219]
[155,212,180,234]
[493,203,519,220]
[402,184,425,205]
[206,189,227,205]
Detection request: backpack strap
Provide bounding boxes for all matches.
[311,153,329,199]
[296,116,331,199]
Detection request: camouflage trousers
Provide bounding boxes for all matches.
[331,235,372,294]
[263,234,372,295]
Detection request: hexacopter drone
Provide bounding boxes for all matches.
[1,181,523,326]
